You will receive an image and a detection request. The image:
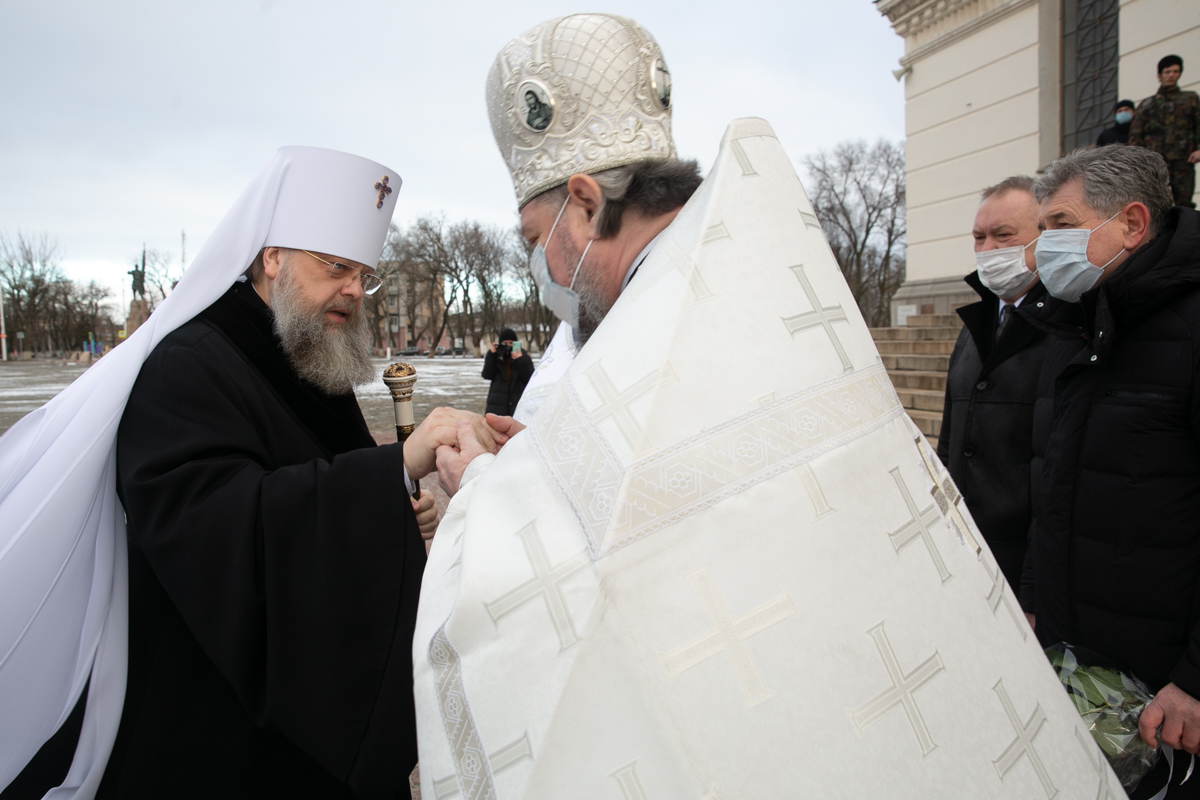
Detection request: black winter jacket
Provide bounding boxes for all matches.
[482,350,534,416]
[1022,207,1200,695]
[1096,122,1131,146]
[937,275,1052,589]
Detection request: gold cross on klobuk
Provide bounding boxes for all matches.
[374,175,392,208]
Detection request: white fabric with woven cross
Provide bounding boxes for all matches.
[411,118,1124,799]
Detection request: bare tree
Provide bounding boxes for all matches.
[365,225,404,353]
[73,280,116,342]
[404,216,460,356]
[401,216,521,357]
[802,140,906,328]
[0,232,65,353]
[504,226,555,352]
[369,217,559,358]
[0,232,118,355]
[450,222,509,353]
[139,246,182,309]
[46,280,117,351]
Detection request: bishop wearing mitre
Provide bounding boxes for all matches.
[414,14,1126,799]
[0,148,500,799]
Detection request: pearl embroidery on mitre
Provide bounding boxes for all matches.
[486,13,677,207]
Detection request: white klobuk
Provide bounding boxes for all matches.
[412,119,1124,799]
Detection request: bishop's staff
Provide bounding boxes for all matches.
[382,362,421,499]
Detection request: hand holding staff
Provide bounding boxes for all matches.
[382,362,421,499]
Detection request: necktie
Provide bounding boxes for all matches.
[996,304,1013,341]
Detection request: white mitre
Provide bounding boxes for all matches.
[0,146,400,798]
[486,13,676,207]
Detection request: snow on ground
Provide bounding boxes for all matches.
[0,356,518,437]
[0,361,91,435]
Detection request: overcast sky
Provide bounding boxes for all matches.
[0,1,905,306]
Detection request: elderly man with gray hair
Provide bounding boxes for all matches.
[1021,144,1200,796]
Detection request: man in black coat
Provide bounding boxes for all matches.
[938,176,1049,590]
[0,148,515,800]
[97,242,505,799]
[482,327,534,416]
[1096,99,1136,146]
[1022,145,1200,789]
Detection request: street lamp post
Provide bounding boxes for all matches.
[0,287,7,362]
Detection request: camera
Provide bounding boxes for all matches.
[496,342,512,357]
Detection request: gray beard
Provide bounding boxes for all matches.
[271,266,376,395]
[558,235,614,348]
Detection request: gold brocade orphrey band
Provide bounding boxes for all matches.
[532,364,905,559]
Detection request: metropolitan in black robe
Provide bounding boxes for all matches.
[96,280,424,798]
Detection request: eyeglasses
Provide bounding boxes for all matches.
[300,250,383,295]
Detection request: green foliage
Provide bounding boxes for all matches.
[1046,643,1157,790]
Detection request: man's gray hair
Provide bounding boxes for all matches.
[532,159,702,238]
[1035,146,1174,234]
[981,175,1036,201]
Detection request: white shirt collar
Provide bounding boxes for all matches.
[999,291,1029,312]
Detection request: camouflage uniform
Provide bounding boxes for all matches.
[1130,84,1200,207]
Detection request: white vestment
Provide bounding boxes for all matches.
[514,237,660,426]
[513,322,575,425]
[413,119,1123,798]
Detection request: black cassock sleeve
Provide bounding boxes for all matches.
[117,332,424,796]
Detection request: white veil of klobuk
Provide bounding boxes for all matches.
[0,145,400,799]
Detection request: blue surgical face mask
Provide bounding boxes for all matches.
[528,197,593,329]
[1034,212,1124,303]
[1115,111,1133,125]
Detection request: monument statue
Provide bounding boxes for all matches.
[128,263,146,300]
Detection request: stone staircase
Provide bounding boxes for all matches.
[869,313,964,451]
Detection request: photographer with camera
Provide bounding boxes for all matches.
[482,327,534,417]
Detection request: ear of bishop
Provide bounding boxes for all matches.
[486,13,677,208]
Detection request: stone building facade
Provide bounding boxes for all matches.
[877,0,1200,324]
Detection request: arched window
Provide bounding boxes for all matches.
[1062,0,1119,152]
